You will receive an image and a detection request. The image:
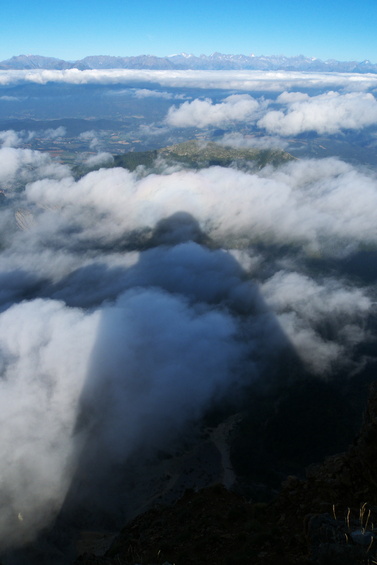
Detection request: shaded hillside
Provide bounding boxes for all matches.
[75,381,377,565]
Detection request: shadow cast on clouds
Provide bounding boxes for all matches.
[0,153,375,563]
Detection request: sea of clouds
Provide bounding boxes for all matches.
[165,90,377,134]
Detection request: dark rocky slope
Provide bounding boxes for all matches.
[75,382,377,565]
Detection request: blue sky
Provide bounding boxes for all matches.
[1,0,377,62]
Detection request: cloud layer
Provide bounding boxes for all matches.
[258,91,377,135]
[166,90,377,134]
[2,69,377,92]
[20,155,377,253]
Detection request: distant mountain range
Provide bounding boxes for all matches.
[1,53,377,73]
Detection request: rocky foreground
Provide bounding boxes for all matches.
[75,384,377,565]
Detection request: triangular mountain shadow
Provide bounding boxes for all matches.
[3,212,371,565]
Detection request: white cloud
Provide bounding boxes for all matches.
[21,155,377,256]
[261,271,372,373]
[166,94,260,128]
[258,91,377,135]
[219,132,289,150]
[0,130,22,147]
[133,88,186,99]
[42,126,66,140]
[138,123,171,137]
[276,91,309,103]
[79,130,101,150]
[0,145,70,189]
[134,88,173,99]
[84,152,114,167]
[0,127,66,149]
[166,88,377,134]
[0,299,98,546]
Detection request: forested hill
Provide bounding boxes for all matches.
[77,140,294,177]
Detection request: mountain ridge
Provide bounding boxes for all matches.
[1,52,377,73]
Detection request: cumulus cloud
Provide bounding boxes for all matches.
[258,91,377,135]
[0,130,22,147]
[219,132,289,150]
[41,126,66,140]
[0,299,98,547]
[166,94,260,127]
[261,271,372,374]
[138,123,171,137]
[83,152,114,168]
[165,89,377,134]
[78,130,101,150]
[23,157,377,254]
[0,145,70,189]
[0,127,66,149]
